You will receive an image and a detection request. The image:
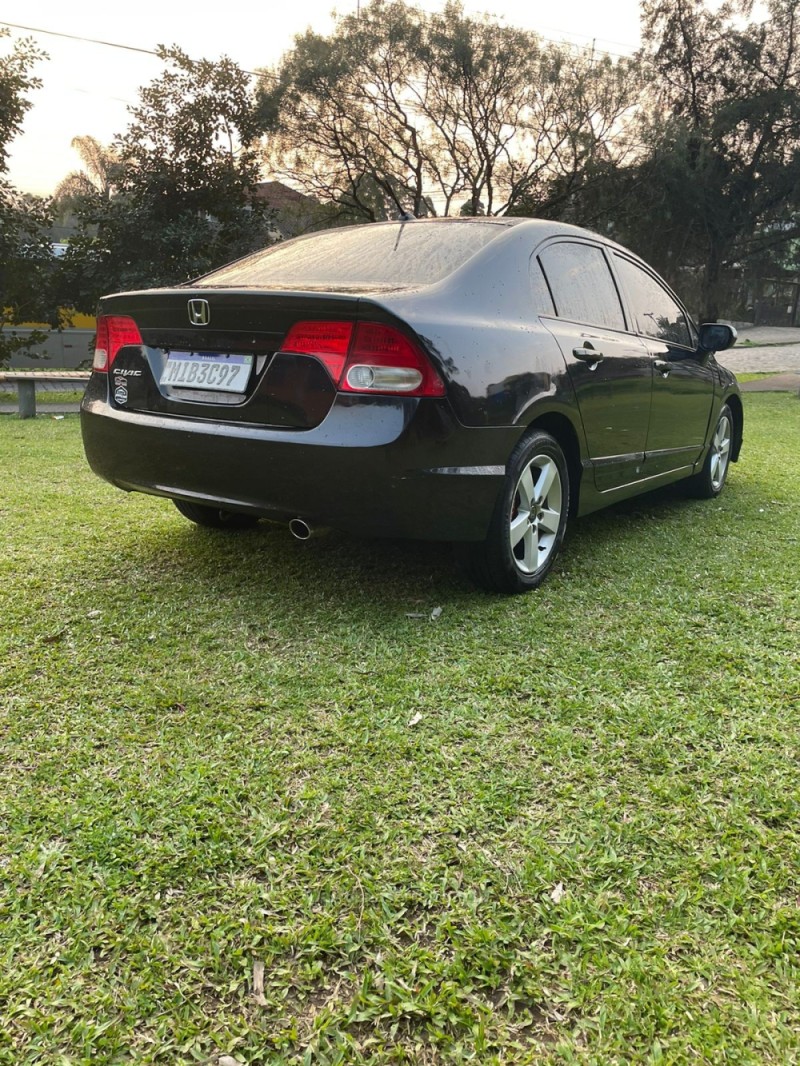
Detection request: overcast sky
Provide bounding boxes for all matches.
[3,0,643,197]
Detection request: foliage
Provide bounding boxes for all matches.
[118,45,264,218]
[0,182,58,333]
[58,195,268,314]
[0,29,58,366]
[0,29,44,173]
[589,0,800,319]
[1,393,799,1061]
[259,1,642,220]
[59,47,274,311]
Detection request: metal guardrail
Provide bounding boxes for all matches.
[0,371,91,419]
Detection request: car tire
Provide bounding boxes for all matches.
[686,404,733,499]
[172,499,258,529]
[464,430,570,593]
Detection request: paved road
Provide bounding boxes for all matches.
[723,349,800,372]
[721,326,800,373]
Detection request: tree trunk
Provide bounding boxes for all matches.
[702,240,724,322]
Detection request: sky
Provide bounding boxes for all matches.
[2,0,644,197]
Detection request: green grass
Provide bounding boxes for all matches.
[739,338,800,347]
[1,396,799,1064]
[0,390,85,404]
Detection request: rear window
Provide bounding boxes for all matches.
[197,222,504,289]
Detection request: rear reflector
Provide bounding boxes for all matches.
[93,315,143,371]
[281,320,444,397]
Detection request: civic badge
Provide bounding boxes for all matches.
[188,298,210,326]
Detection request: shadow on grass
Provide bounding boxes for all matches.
[80,469,757,632]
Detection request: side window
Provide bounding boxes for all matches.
[614,255,693,347]
[530,257,556,315]
[538,242,626,331]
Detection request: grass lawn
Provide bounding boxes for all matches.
[1,394,798,1064]
[0,390,86,405]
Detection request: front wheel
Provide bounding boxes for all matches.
[172,499,258,529]
[463,431,570,593]
[686,404,733,499]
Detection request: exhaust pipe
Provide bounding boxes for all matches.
[289,517,313,541]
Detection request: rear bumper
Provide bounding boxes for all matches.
[80,382,517,542]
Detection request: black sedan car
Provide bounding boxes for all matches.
[81,218,742,592]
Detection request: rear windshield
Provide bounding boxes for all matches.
[197,221,504,289]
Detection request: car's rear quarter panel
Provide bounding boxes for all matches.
[378,227,585,434]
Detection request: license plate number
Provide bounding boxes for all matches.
[160,352,253,393]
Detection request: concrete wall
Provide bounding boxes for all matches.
[3,329,95,369]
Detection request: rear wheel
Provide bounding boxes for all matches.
[686,404,733,498]
[463,431,570,593]
[172,499,258,529]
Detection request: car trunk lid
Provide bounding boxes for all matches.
[98,289,370,430]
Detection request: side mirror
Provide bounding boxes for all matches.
[698,322,737,353]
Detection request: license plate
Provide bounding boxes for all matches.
[160,352,253,393]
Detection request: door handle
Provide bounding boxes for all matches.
[572,346,605,363]
[654,359,671,377]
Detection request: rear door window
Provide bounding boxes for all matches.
[613,255,693,348]
[539,242,626,331]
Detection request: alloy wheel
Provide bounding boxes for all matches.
[509,454,563,574]
[710,412,732,491]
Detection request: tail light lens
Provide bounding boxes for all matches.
[93,315,143,372]
[281,320,445,397]
[281,320,353,382]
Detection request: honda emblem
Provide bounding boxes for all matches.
[188,298,210,326]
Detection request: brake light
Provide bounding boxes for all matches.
[281,320,445,397]
[93,315,143,372]
[342,322,445,396]
[282,320,353,382]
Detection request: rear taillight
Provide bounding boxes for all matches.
[342,323,445,396]
[282,320,353,382]
[93,315,143,372]
[281,320,445,398]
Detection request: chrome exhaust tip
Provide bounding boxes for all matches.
[288,517,313,541]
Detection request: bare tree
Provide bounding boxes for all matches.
[258,1,642,220]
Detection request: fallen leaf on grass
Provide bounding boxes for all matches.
[550,882,566,903]
[407,712,423,727]
[253,960,267,1006]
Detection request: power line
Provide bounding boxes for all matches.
[409,0,640,56]
[0,21,271,80]
[1,10,635,82]
[0,21,162,59]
